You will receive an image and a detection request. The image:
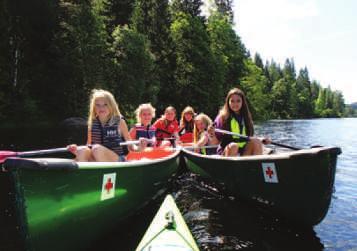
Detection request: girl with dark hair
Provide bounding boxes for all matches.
[208,87,270,156]
[179,106,195,143]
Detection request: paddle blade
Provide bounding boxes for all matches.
[0,151,17,164]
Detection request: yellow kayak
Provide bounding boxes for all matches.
[136,194,200,251]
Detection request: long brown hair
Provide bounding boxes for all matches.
[162,106,176,127]
[218,87,254,136]
[180,106,195,129]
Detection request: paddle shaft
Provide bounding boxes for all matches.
[214,128,301,150]
[17,147,70,157]
[181,145,219,150]
[119,138,157,146]
[0,147,72,164]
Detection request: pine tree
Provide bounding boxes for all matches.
[332,91,344,116]
[0,0,62,122]
[171,0,203,18]
[94,0,135,35]
[111,26,155,114]
[131,0,173,111]
[0,0,13,121]
[207,12,246,100]
[295,67,313,117]
[282,58,296,79]
[214,0,233,23]
[271,78,291,118]
[315,87,326,116]
[51,0,112,118]
[253,53,264,70]
[240,59,270,120]
[170,12,218,116]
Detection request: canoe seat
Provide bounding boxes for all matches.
[126,148,174,161]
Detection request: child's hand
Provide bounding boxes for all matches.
[67,144,77,154]
[207,126,215,138]
[138,138,149,150]
[260,137,271,145]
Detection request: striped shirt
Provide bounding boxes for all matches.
[91,116,125,156]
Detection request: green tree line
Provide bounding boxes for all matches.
[0,0,353,127]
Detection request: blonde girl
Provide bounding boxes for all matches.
[129,103,156,145]
[68,89,146,161]
[193,113,214,154]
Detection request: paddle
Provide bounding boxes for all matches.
[214,128,301,150]
[181,145,219,150]
[120,137,178,146]
[0,147,71,164]
[119,138,157,146]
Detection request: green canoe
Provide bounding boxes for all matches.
[136,194,199,251]
[0,149,180,251]
[182,146,341,226]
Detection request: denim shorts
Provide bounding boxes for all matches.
[118,155,126,162]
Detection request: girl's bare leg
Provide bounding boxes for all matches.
[91,144,119,162]
[224,142,239,157]
[243,138,263,156]
[76,146,94,161]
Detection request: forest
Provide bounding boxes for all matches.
[0,0,353,127]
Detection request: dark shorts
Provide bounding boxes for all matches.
[118,155,126,162]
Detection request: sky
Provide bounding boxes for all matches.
[233,0,357,104]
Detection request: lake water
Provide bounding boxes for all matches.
[0,118,356,250]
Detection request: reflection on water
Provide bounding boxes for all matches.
[0,118,356,250]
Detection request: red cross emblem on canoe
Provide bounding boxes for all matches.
[262,163,278,183]
[265,167,274,179]
[105,178,113,193]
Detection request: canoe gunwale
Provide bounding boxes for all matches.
[3,158,78,171]
[2,149,180,171]
[78,149,180,169]
[182,146,341,162]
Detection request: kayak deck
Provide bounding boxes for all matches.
[136,195,199,251]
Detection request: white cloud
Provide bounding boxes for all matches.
[236,0,318,23]
[234,0,319,61]
[233,0,357,103]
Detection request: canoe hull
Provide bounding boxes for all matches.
[0,151,180,251]
[182,147,341,226]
